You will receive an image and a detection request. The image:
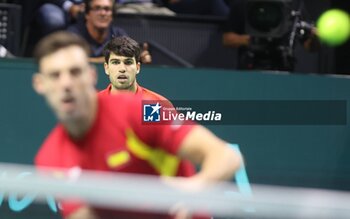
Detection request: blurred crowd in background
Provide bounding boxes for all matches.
[0,0,349,74]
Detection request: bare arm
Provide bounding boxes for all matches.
[178,125,242,183]
[303,27,320,52]
[66,206,99,219]
[68,4,85,19]
[166,125,242,218]
[223,32,251,48]
[140,43,152,64]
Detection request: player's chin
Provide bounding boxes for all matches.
[58,102,79,116]
[115,83,131,90]
[59,110,81,122]
[96,22,110,30]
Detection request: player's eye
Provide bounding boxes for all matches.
[110,60,120,65]
[124,59,134,65]
[47,71,60,80]
[70,67,83,77]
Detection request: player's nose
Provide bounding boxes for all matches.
[119,63,127,73]
[60,72,74,88]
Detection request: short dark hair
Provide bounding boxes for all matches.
[103,36,141,63]
[34,31,91,65]
[84,0,115,14]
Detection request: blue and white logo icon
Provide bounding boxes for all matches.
[143,102,162,122]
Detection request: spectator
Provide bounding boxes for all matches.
[37,0,85,35]
[67,0,152,63]
[20,0,85,56]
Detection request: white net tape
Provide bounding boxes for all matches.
[1,162,350,218]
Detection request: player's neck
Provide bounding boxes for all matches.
[63,92,98,140]
[110,83,137,94]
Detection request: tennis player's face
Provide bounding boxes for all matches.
[104,53,140,92]
[33,46,96,122]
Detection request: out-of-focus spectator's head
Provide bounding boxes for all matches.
[103,36,141,63]
[85,0,115,30]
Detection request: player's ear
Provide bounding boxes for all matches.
[104,61,109,76]
[32,73,45,95]
[136,62,141,74]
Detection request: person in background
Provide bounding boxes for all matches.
[19,0,85,56]
[67,0,152,63]
[37,0,85,35]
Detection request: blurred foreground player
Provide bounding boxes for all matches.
[32,31,242,219]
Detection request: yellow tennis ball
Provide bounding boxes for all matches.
[316,9,350,46]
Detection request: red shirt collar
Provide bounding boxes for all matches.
[106,83,141,95]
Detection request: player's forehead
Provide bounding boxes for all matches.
[39,46,88,73]
[91,0,113,7]
[108,53,135,61]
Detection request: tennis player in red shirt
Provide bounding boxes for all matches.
[99,36,196,178]
[32,31,242,219]
[99,36,167,100]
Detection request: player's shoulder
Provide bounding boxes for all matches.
[41,125,65,147]
[98,87,109,97]
[35,125,65,166]
[140,86,170,101]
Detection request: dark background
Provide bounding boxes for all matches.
[0,0,349,74]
